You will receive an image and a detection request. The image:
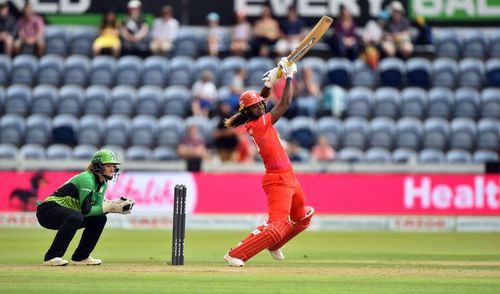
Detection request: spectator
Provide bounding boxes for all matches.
[228,67,246,111]
[275,6,305,56]
[120,0,149,56]
[331,5,360,60]
[92,10,121,58]
[191,70,218,117]
[253,5,280,57]
[15,3,44,56]
[0,1,15,56]
[177,125,208,172]
[150,5,179,55]
[296,66,321,117]
[414,15,433,45]
[311,135,335,162]
[287,140,310,162]
[382,1,413,59]
[230,10,251,56]
[206,12,225,56]
[213,101,239,162]
[362,9,388,47]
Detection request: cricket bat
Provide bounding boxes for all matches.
[287,15,333,63]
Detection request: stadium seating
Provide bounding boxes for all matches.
[406,57,431,88]
[418,148,446,163]
[142,56,168,87]
[378,58,405,88]
[342,117,369,150]
[326,58,351,88]
[58,85,84,116]
[369,117,395,150]
[31,84,58,116]
[168,56,194,87]
[400,87,427,119]
[19,144,45,159]
[37,55,64,86]
[365,147,392,163]
[63,55,89,86]
[137,85,163,117]
[25,114,51,146]
[0,114,25,146]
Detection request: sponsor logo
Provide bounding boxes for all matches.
[290,37,316,62]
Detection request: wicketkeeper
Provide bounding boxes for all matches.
[36,149,135,266]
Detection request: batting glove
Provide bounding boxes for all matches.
[278,57,297,79]
[261,66,282,88]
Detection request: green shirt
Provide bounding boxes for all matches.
[38,171,107,216]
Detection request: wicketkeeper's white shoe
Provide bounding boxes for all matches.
[71,256,102,266]
[269,247,285,261]
[224,251,244,267]
[43,257,68,266]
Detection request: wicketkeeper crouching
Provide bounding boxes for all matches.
[36,149,135,266]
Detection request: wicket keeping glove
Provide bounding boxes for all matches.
[262,66,282,88]
[278,57,297,79]
[102,197,135,214]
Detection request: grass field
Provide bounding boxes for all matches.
[1,228,500,293]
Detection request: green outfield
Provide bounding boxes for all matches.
[1,228,500,293]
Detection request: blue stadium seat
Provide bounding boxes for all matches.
[163,86,191,117]
[427,87,454,119]
[0,54,11,85]
[37,54,64,86]
[31,85,58,116]
[489,31,500,58]
[446,149,472,163]
[338,147,364,162]
[392,148,417,163]
[418,148,446,163]
[301,57,327,85]
[473,150,499,163]
[436,31,461,58]
[0,143,17,159]
[104,115,131,147]
[185,115,212,142]
[168,56,194,87]
[365,147,392,163]
[432,58,458,88]
[423,118,450,151]
[273,116,290,141]
[69,27,97,56]
[245,57,274,86]
[19,144,45,159]
[195,56,221,86]
[289,116,317,150]
[157,115,185,147]
[100,145,124,161]
[352,58,376,87]
[0,114,25,146]
[52,114,78,146]
[463,31,487,59]
[395,117,423,151]
[378,58,405,88]
[125,146,152,161]
[220,56,246,86]
[115,55,143,87]
[346,87,372,119]
[486,58,500,87]
[84,85,110,116]
[401,87,427,119]
[109,85,136,116]
[6,85,31,115]
[73,144,98,160]
[453,87,480,120]
[326,58,351,88]
[78,114,105,146]
[317,116,342,150]
[153,146,179,161]
[477,118,500,152]
[172,29,200,58]
[458,58,484,89]
[25,114,51,146]
[130,115,157,148]
[89,56,115,87]
[46,144,72,159]
[44,26,67,56]
[342,117,369,150]
[449,118,477,151]
[373,87,400,119]
[142,56,168,87]
[406,57,431,88]
[11,54,37,85]
[62,55,89,86]
[58,85,84,116]
[369,117,395,150]
[137,85,163,117]
[480,88,500,119]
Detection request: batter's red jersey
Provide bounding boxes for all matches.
[245,112,292,171]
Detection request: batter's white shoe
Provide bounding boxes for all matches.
[224,251,244,267]
[269,247,285,261]
[72,256,102,266]
[43,257,68,266]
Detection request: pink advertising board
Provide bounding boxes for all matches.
[1,171,499,215]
